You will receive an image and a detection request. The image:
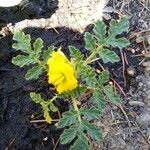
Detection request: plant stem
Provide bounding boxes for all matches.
[84,45,103,64]
[72,97,81,123]
[50,95,58,103]
[35,58,47,70]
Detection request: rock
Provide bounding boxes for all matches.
[136,108,150,124]
[127,66,136,76]
[129,101,145,107]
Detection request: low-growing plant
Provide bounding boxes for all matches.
[12,16,130,149]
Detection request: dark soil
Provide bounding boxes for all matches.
[0,0,149,150]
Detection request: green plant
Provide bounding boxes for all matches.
[12,16,130,149]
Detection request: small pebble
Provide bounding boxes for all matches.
[109,81,113,85]
[129,101,145,107]
[43,137,48,141]
[142,61,150,67]
[127,67,136,76]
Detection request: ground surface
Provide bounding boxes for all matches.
[0,0,150,150]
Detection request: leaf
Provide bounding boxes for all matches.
[99,48,120,63]
[44,109,52,123]
[60,127,77,144]
[70,133,89,150]
[80,64,97,87]
[108,17,129,37]
[98,70,109,85]
[49,102,58,112]
[105,17,129,47]
[12,31,31,53]
[84,32,97,51]
[82,120,102,142]
[93,20,106,44]
[106,38,130,48]
[43,46,53,64]
[12,55,35,67]
[25,65,43,80]
[57,111,77,128]
[30,92,43,103]
[92,91,105,111]
[74,86,87,98]
[81,109,101,120]
[33,38,43,57]
[103,85,120,104]
[69,46,83,61]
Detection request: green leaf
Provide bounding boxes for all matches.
[93,20,106,44]
[92,91,105,111]
[82,120,102,142]
[69,46,83,61]
[84,32,97,51]
[113,38,130,48]
[57,111,77,128]
[12,55,35,67]
[99,48,120,63]
[25,65,43,80]
[33,38,43,57]
[108,17,129,37]
[105,17,129,47]
[30,92,43,103]
[80,64,97,87]
[12,31,31,53]
[74,86,87,98]
[106,38,130,48]
[60,127,77,144]
[98,70,109,85]
[43,46,53,64]
[49,102,57,112]
[44,109,52,123]
[81,109,101,120]
[103,85,120,104]
[70,133,89,150]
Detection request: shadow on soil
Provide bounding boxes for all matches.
[0,0,58,28]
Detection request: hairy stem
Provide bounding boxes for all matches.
[84,45,103,64]
[35,58,47,70]
[72,97,81,123]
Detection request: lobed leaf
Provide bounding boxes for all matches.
[30,92,43,104]
[82,120,102,142]
[80,64,97,87]
[93,20,106,44]
[108,17,129,37]
[84,32,97,51]
[81,109,101,120]
[69,46,83,61]
[98,70,109,85]
[57,111,77,128]
[12,55,35,67]
[25,65,43,80]
[103,85,120,104]
[43,46,53,64]
[60,126,77,144]
[105,38,130,48]
[92,91,105,111]
[12,31,31,53]
[98,48,120,63]
[33,38,43,58]
[70,133,89,150]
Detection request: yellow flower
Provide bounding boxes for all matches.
[47,48,78,93]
